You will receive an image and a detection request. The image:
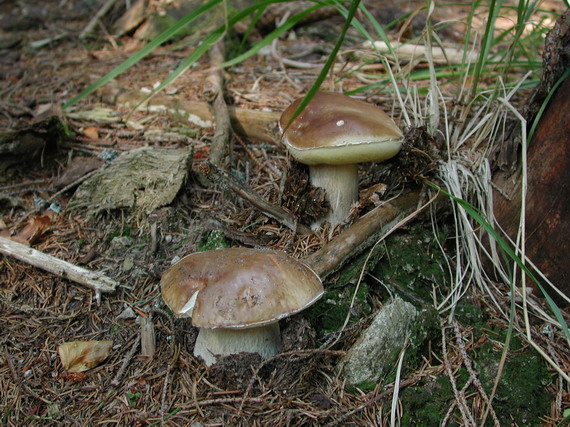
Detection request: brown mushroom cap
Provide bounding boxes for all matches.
[279,91,403,165]
[160,248,324,329]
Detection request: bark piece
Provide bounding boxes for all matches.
[491,10,570,301]
[69,147,192,218]
[492,76,570,301]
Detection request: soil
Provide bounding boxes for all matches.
[0,1,568,425]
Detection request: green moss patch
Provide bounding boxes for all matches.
[401,322,553,426]
[374,223,450,303]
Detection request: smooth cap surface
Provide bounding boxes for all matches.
[160,248,324,329]
[280,91,403,165]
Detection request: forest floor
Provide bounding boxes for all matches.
[0,0,568,425]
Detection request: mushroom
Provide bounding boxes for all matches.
[279,91,404,227]
[160,248,324,366]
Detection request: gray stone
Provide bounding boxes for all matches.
[341,297,418,385]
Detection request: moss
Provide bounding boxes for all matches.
[400,324,554,426]
[476,335,553,426]
[198,230,230,251]
[374,223,450,304]
[305,244,385,335]
[401,375,455,425]
[396,307,439,377]
[305,281,371,334]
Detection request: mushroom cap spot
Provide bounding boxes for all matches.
[160,248,324,329]
[279,91,404,165]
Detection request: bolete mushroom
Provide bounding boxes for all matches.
[279,91,404,227]
[160,248,323,366]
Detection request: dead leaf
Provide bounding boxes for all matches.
[11,214,53,245]
[83,127,99,140]
[58,341,113,373]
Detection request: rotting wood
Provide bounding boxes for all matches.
[117,92,281,143]
[304,191,422,279]
[0,236,118,299]
[206,40,232,166]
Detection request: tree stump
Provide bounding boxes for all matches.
[491,9,570,303]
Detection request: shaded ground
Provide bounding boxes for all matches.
[1,1,568,425]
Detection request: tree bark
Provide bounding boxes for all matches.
[491,9,570,302]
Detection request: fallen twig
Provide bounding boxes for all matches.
[79,0,119,39]
[161,343,180,426]
[208,163,312,235]
[452,320,500,427]
[110,334,140,387]
[0,237,118,303]
[117,92,281,143]
[304,191,422,279]
[12,166,104,231]
[206,40,232,167]
[440,319,476,426]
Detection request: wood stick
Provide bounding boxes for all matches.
[208,163,312,235]
[0,237,118,298]
[79,0,119,39]
[206,40,231,166]
[304,192,421,279]
[117,92,281,143]
[362,41,479,64]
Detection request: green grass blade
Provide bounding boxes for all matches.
[133,0,298,111]
[471,0,503,96]
[62,0,224,110]
[237,4,268,54]
[357,2,396,58]
[223,4,323,68]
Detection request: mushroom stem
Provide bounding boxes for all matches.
[309,163,359,228]
[194,323,281,366]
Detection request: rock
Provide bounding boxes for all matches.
[341,297,418,385]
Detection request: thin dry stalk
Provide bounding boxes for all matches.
[452,320,500,426]
[440,319,476,426]
[110,334,140,387]
[207,163,311,235]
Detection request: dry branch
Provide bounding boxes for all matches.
[117,92,281,143]
[206,40,231,166]
[362,41,479,64]
[0,236,118,297]
[207,163,311,235]
[79,0,119,39]
[304,191,421,279]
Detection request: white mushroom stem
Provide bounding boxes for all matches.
[193,323,281,366]
[309,164,359,228]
